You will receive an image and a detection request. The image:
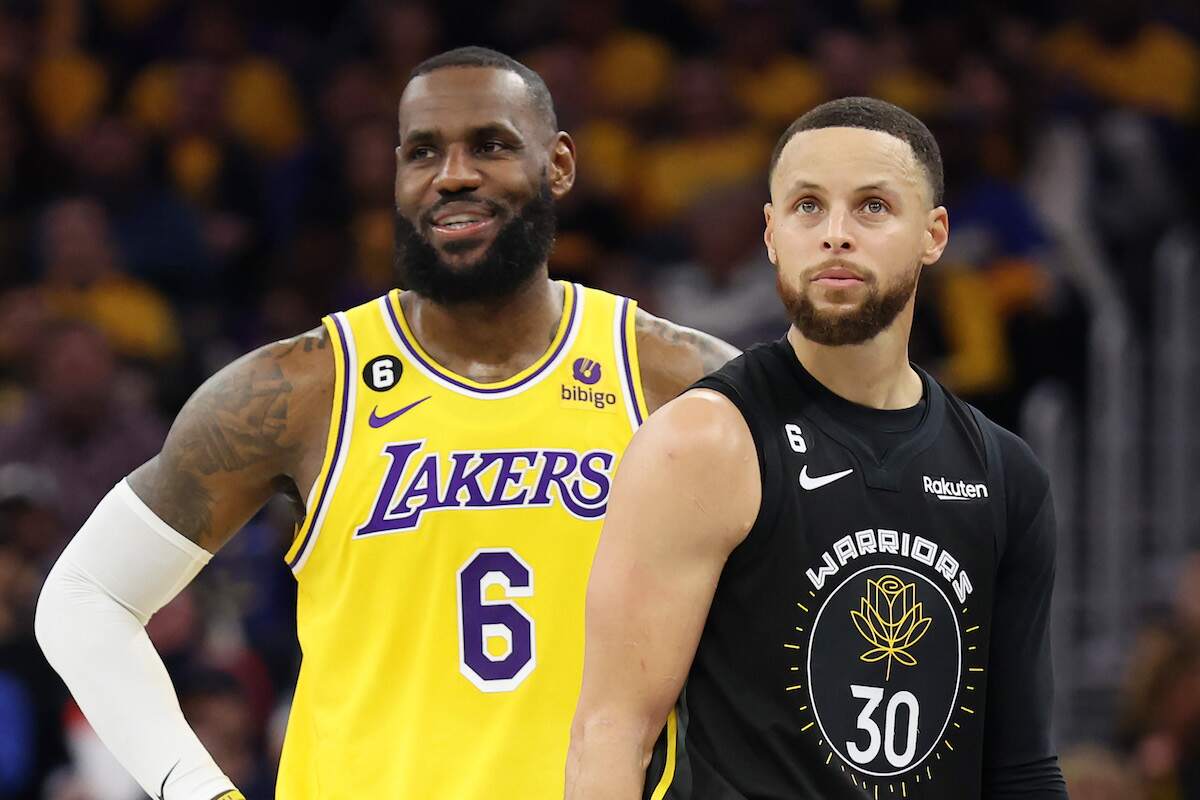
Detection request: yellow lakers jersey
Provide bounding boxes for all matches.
[277,281,648,798]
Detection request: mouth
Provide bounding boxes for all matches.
[811,261,866,288]
[427,202,498,243]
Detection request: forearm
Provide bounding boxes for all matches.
[35,481,237,800]
[566,715,655,800]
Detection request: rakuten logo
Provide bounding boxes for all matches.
[923,475,989,502]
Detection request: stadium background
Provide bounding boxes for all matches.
[0,0,1196,797]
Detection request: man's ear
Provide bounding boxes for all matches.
[922,206,949,265]
[763,202,778,265]
[549,132,576,199]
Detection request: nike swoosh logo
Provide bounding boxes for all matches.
[798,464,854,490]
[157,760,180,800]
[368,395,431,428]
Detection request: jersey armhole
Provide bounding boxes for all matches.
[616,296,651,429]
[691,375,785,563]
[284,312,355,573]
[967,405,1010,562]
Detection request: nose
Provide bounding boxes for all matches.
[432,144,482,195]
[821,208,855,252]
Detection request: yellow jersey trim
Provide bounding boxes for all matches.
[285,311,356,571]
[614,296,650,428]
[650,709,679,800]
[382,281,581,398]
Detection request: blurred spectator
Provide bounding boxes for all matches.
[1042,0,1200,121]
[366,1,442,100]
[178,669,274,798]
[1060,744,1145,799]
[127,1,305,160]
[718,2,823,130]
[70,116,214,298]
[559,0,674,121]
[35,196,182,363]
[1120,552,1200,799]
[0,92,42,289]
[0,488,69,799]
[651,183,789,348]
[637,59,771,226]
[0,319,167,533]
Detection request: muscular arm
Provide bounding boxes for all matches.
[36,328,332,800]
[128,327,333,550]
[635,309,740,413]
[566,390,760,799]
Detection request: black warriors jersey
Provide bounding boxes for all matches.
[644,339,1065,800]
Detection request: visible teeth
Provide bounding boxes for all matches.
[439,214,483,225]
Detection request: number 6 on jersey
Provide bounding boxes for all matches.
[457,549,536,692]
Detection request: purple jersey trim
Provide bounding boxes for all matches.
[288,313,352,570]
[384,284,580,396]
[618,298,644,426]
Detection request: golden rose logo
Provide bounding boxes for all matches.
[850,575,932,680]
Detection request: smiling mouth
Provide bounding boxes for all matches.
[425,203,500,242]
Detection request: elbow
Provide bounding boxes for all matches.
[34,567,69,667]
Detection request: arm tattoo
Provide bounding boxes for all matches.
[269,328,328,357]
[133,339,311,548]
[181,356,293,475]
[638,312,739,373]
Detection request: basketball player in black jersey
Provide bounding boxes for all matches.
[566,97,1068,799]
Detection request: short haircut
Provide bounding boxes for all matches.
[769,97,944,206]
[410,46,558,133]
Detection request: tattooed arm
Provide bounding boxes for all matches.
[635,309,740,413]
[128,326,333,551]
[35,328,333,800]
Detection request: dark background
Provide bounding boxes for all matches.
[0,0,1196,797]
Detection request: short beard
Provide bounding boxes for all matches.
[394,180,557,305]
[777,261,920,346]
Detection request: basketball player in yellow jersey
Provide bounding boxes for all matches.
[35,46,738,800]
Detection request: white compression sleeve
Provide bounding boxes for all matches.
[35,480,238,800]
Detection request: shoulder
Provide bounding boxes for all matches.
[618,388,761,547]
[633,307,740,413]
[967,404,1051,527]
[126,326,335,550]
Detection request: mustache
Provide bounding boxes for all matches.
[419,193,505,226]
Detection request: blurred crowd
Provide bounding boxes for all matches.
[0,0,1196,797]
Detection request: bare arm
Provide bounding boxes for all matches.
[566,389,760,799]
[635,309,740,413]
[128,326,333,551]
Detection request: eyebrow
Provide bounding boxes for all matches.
[400,123,525,147]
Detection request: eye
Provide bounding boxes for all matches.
[795,198,820,214]
[407,146,435,161]
[862,198,889,214]
[479,140,507,154]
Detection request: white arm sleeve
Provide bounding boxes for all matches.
[35,480,239,800]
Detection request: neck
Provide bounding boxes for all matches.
[400,272,564,383]
[786,302,923,410]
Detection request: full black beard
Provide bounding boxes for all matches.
[778,262,920,346]
[394,181,557,305]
